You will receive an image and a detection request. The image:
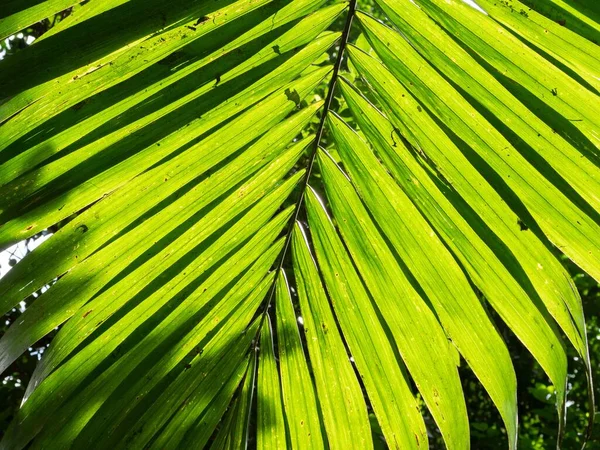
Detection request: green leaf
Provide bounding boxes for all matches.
[299,195,431,449]
[0,66,330,247]
[0,0,82,40]
[310,152,471,449]
[291,223,372,449]
[355,10,600,284]
[475,0,600,91]
[346,40,589,354]
[257,314,287,450]
[208,350,256,450]
[275,272,325,449]
[338,78,570,425]
[327,112,520,446]
[1,0,598,447]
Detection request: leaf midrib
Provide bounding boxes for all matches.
[253,0,358,340]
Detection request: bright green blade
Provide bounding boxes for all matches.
[412,0,600,149]
[292,220,428,449]
[113,312,260,450]
[275,272,325,449]
[0,67,329,248]
[305,182,467,449]
[206,351,257,450]
[338,79,570,422]
[475,0,600,91]
[363,3,600,216]
[193,358,252,449]
[0,0,336,124]
[345,44,588,366]
[0,0,82,40]
[354,12,600,285]
[328,111,520,447]
[2,212,288,449]
[520,0,600,43]
[257,314,287,450]
[290,223,372,450]
[0,102,319,317]
[0,134,310,376]
[0,5,343,185]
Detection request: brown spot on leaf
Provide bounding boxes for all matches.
[195,16,210,26]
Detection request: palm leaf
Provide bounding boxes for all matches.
[0,0,598,448]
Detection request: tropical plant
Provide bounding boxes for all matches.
[0,0,599,448]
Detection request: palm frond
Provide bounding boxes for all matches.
[0,0,598,448]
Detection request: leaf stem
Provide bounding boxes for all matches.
[254,0,357,338]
